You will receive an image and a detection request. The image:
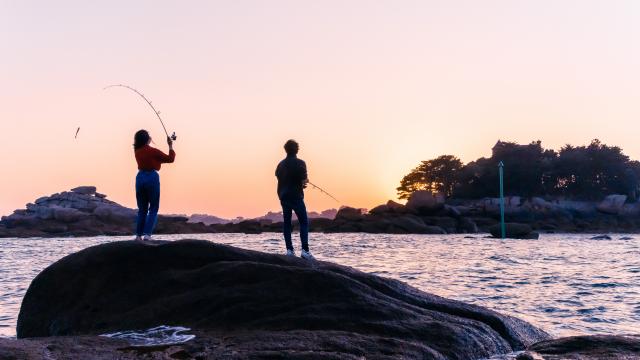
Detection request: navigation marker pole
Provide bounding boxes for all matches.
[499,161,506,240]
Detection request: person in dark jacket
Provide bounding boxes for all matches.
[133,129,176,241]
[276,140,314,259]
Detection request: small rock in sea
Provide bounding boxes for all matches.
[619,236,633,240]
[590,235,612,240]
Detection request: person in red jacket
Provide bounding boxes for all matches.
[133,129,176,241]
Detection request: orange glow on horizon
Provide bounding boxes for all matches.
[2,1,640,218]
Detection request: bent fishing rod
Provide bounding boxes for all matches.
[103,84,177,141]
[308,181,340,204]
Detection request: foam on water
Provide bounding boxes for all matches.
[101,325,195,346]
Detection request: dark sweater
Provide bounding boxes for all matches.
[275,155,308,200]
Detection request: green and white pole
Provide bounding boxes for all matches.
[499,161,506,239]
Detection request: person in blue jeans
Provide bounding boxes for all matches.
[133,130,176,241]
[276,139,314,260]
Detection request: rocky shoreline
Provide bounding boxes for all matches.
[1,239,638,359]
[2,187,640,238]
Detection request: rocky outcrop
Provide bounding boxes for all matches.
[4,188,640,237]
[16,240,550,359]
[0,187,219,238]
[406,191,445,214]
[522,335,640,359]
[4,333,639,360]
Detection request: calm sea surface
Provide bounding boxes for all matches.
[1,233,639,338]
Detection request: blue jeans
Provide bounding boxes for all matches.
[136,170,160,236]
[281,198,309,252]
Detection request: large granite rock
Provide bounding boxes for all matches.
[406,191,445,214]
[0,187,213,238]
[523,335,640,359]
[596,194,628,215]
[16,240,549,359]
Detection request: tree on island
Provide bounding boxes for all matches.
[397,155,463,199]
[398,139,640,201]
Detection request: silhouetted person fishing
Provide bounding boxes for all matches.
[133,130,176,241]
[276,140,314,260]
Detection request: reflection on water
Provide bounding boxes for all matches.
[1,233,639,338]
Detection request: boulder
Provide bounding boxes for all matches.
[386,200,408,213]
[443,204,462,218]
[108,207,137,224]
[70,186,97,195]
[17,240,549,359]
[489,223,539,239]
[335,207,365,221]
[369,200,409,216]
[34,196,49,205]
[52,206,86,223]
[388,214,430,233]
[526,335,640,359]
[33,205,54,220]
[597,194,628,215]
[234,220,263,234]
[1,213,38,228]
[423,216,457,231]
[406,191,445,214]
[368,204,390,215]
[458,217,478,233]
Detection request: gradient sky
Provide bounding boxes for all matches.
[2,1,640,218]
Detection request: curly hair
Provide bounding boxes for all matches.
[284,139,299,155]
[133,129,150,150]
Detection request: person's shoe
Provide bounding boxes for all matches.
[134,236,143,242]
[143,235,152,241]
[286,249,296,257]
[300,250,315,260]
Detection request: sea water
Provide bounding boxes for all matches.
[1,233,639,339]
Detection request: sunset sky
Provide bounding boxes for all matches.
[2,1,640,218]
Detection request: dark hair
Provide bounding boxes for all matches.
[134,130,150,150]
[284,139,299,155]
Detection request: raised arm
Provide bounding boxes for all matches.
[153,137,176,163]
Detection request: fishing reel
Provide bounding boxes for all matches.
[170,132,177,141]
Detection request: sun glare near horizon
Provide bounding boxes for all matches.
[2,1,640,218]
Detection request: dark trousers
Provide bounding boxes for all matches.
[281,198,309,252]
[136,170,160,236]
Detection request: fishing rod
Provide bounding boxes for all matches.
[103,84,177,141]
[308,181,340,203]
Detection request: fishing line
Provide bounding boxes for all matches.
[308,182,340,204]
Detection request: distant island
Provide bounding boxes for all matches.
[1,139,640,238]
[397,139,639,201]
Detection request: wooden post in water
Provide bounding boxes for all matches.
[499,161,506,239]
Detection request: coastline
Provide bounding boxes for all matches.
[2,189,640,238]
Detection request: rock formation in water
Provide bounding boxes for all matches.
[3,187,640,238]
[16,240,550,359]
[0,186,211,238]
[519,335,640,359]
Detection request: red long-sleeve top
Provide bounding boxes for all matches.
[135,145,176,171]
